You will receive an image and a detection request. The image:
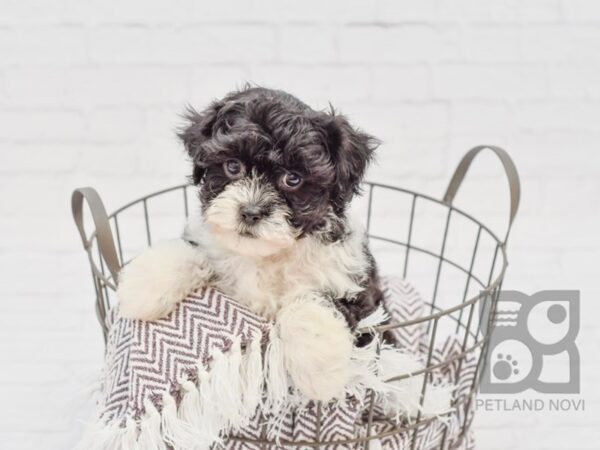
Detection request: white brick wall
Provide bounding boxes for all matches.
[1,1,599,448]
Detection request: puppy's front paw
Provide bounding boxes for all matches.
[277,300,353,402]
[117,240,212,321]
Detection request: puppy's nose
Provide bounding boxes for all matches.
[240,205,264,225]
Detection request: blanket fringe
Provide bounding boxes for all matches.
[120,418,139,449]
[195,367,220,444]
[75,420,114,450]
[377,346,455,421]
[137,400,167,450]
[356,305,390,331]
[162,392,200,449]
[263,327,289,414]
[242,331,263,413]
[177,378,203,431]
[78,308,454,449]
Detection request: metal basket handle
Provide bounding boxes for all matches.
[443,145,520,245]
[72,187,121,284]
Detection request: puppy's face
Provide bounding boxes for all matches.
[179,87,377,257]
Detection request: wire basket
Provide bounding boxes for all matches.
[72,145,520,449]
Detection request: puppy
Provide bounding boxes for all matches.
[118,87,386,402]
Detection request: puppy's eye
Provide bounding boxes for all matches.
[281,172,302,189]
[224,159,244,177]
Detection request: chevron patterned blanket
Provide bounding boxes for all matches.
[78,277,476,450]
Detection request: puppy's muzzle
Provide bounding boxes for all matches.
[239,204,267,225]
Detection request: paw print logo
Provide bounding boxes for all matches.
[493,354,519,380]
[479,291,580,394]
[486,339,531,388]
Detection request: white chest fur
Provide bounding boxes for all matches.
[191,220,370,319]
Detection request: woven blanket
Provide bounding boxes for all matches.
[78,277,477,450]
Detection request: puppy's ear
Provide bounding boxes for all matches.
[178,101,224,184]
[324,112,379,207]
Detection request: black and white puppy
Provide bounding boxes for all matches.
[118,87,385,402]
